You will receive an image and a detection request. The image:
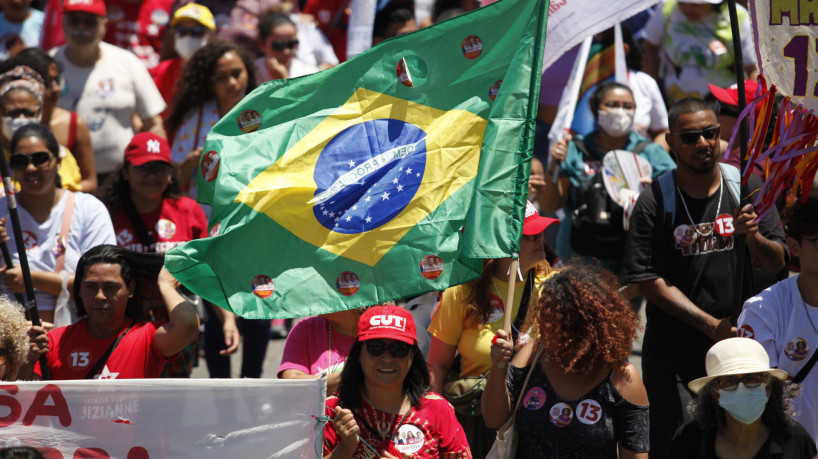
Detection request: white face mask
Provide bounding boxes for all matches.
[2,115,41,139]
[597,108,635,137]
[718,382,769,424]
[174,34,208,60]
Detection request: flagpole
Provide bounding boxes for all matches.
[0,140,50,380]
[726,0,752,324]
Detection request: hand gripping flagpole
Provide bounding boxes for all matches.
[727,0,754,324]
[0,142,50,380]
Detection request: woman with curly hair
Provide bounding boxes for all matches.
[482,264,649,458]
[427,201,558,457]
[0,297,46,381]
[668,337,816,458]
[165,39,257,201]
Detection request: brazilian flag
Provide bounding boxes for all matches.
[165,0,549,319]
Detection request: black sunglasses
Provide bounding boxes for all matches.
[10,151,54,171]
[132,162,173,176]
[4,108,39,118]
[672,126,720,144]
[271,39,299,52]
[64,13,101,28]
[175,25,208,38]
[364,340,411,358]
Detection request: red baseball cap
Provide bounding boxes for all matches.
[523,200,559,235]
[708,80,759,107]
[63,0,107,17]
[357,305,417,345]
[124,132,172,166]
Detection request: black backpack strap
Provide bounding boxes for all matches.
[572,137,591,159]
[85,324,134,379]
[511,270,534,344]
[792,350,818,384]
[122,195,156,253]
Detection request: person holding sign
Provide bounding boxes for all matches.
[482,265,649,458]
[621,98,787,457]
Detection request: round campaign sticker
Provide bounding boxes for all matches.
[549,403,573,427]
[523,387,546,410]
[576,399,603,425]
[68,347,92,371]
[201,150,220,182]
[419,255,443,280]
[238,110,262,133]
[150,8,169,26]
[251,275,275,298]
[488,80,503,101]
[395,424,425,454]
[738,324,755,339]
[209,221,222,237]
[156,218,177,239]
[95,77,116,98]
[785,337,810,362]
[22,230,37,250]
[487,294,504,323]
[397,57,414,87]
[673,224,697,248]
[461,35,483,59]
[336,271,360,296]
[714,213,735,237]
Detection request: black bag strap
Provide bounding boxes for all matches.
[122,195,156,253]
[793,350,818,384]
[511,270,534,344]
[85,324,134,379]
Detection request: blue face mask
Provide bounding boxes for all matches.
[718,383,769,424]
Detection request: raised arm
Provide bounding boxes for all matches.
[154,267,201,358]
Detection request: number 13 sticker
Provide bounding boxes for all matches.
[577,399,602,425]
[715,214,734,237]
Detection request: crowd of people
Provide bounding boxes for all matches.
[1,0,818,458]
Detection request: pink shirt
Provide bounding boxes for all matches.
[278,316,355,377]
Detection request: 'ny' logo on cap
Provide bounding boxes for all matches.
[147,140,161,153]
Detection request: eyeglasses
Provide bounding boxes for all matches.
[671,126,720,144]
[4,108,39,118]
[9,151,54,171]
[364,340,411,358]
[64,13,101,28]
[714,373,769,391]
[271,39,299,52]
[601,101,635,111]
[175,26,208,38]
[131,162,173,176]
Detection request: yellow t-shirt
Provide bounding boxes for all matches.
[428,268,552,378]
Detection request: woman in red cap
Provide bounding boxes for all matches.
[98,132,216,377]
[324,304,471,458]
[426,200,558,457]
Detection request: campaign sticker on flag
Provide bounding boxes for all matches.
[489,80,502,101]
[336,271,360,296]
[201,150,220,182]
[397,57,413,87]
[252,275,275,298]
[238,110,262,133]
[419,255,443,280]
[209,221,221,237]
[461,35,483,59]
[714,214,735,237]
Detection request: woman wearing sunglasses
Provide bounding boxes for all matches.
[482,265,649,458]
[668,337,816,458]
[0,123,115,327]
[324,305,471,458]
[426,201,558,458]
[255,11,318,83]
[541,81,675,271]
[98,132,209,377]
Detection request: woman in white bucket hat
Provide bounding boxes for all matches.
[668,337,815,458]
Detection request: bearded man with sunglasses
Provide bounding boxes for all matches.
[621,97,787,457]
